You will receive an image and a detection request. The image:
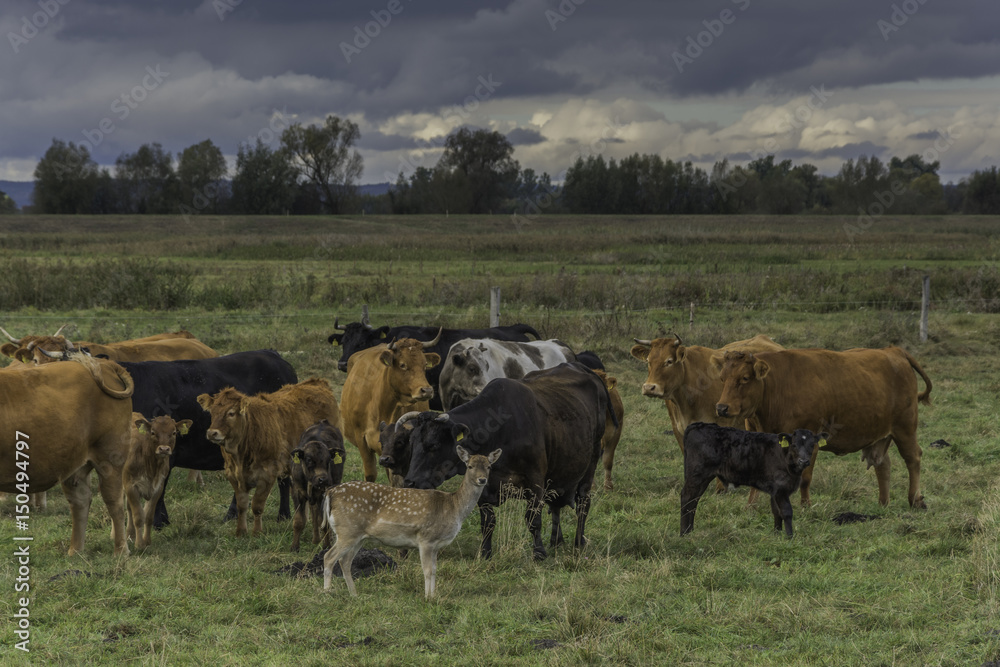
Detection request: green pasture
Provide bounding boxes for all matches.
[0,214,999,665]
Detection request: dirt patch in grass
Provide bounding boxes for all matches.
[274,548,397,579]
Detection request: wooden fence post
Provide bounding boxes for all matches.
[920,276,929,342]
[490,287,501,327]
[361,304,370,326]
[689,302,695,330]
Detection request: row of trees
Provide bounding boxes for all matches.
[13,115,1000,216]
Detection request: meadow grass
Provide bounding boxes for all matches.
[0,214,999,665]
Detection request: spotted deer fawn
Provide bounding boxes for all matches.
[323,445,501,598]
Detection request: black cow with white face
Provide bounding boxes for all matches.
[401,362,612,560]
[680,422,826,538]
[326,317,541,410]
[118,350,298,528]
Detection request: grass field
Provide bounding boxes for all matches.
[1,214,999,665]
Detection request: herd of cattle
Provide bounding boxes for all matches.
[0,318,933,593]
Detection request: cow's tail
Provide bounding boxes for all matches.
[514,324,542,340]
[902,349,932,405]
[72,353,135,400]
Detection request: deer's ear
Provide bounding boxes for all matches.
[456,445,470,463]
[488,449,502,464]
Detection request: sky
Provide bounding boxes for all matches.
[1,0,998,186]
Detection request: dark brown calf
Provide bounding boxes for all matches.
[290,420,346,552]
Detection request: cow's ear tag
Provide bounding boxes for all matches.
[178,424,189,436]
[818,438,827,447]
[456,432,464,442]
[292,453,300,464]
[138,424,148,434]
[380,331,387,339]
[330,340,339,347]
[334,453,343,464]
[779,436,790,448]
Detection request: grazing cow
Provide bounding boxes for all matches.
[328,316,541,410]
[592,369,625,491]
[630,333,784,451]
[198,379,342,538]
[1,327,217,366]
[124,414,192,549]
[340,333,442,483]
[713,347,932,508]
[0,354,134,555]
[117,350,298,528]
[680,423,826,537]
[324,446,501,598]
[402,362,612,560]
[438,338,576,410]
[290,420,346,552]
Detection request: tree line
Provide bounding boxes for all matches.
[7,115,1000,216]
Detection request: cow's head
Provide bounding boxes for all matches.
[713,350,768,420]
[441,341,491,408]
[402,412,472,490]
[196,387,251,455]
[630,334,688,399]
[380,333,442,405]
[134,415,192,459]
[378,411,422,477]
[0,325,77,365]
[779,429,826,475]
[327,316,391,372]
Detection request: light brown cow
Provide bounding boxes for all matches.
[0,328,216,366]
[340,332,442,483]
[123,413,192,549]
[592,369,625,491]
[713,347,932,508]
[197,378,342,538]
[630,334,784,451]
[0,354,134,555]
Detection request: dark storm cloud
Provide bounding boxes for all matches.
[506,128,545,146]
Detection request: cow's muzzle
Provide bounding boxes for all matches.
[337,361,348,372]
[641,383,663,398]
[206,429,225,445]
[378,455,394,468]
[715,404,730,418]
[156,446,173,457]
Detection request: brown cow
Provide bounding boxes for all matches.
[592,369,625,491]
[713,347,932,508]
[630,334,784,451]
[0,328,216,366]
[197,378,342,538]
[0,354,134,555]
[340,332,442,483]
[124,413,192,549]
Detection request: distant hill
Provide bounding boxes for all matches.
[0,181,34,209]
[0,180,391,211]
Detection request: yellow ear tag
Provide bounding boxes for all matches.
[456,432,464,441]
[818,439,827,447]
[333,453,343,464]
[178,424,189,436]
[779,437,790,448]
[380,331,387,339]
[292,453,300,464]
[331,340,339,347]
[138,425,148,434]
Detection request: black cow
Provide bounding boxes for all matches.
[327,319,541,410]
[680,422,826,538]
[118,350,298,528]
[290,420,346,552]
[401,362,611,560]
[575,350,605,371]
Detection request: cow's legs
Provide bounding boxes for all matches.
[872,448,892,507]
[234,487,250,537]
[291,492,307,552]
[61,464,93,556]
[526,493,546,560]
[140,491,160,549]
[251,479,275,536]
[479,504,496,560]
[893,433,925,509]
[602,446,616,491]
[277,476,291,521]
[798,445,821,507]
[309,500,322,545]
[153,466,175,528]
[574,488,592,550]
[770,493,794,538]
[95,459,129,555]
[549,506,564,548]
[359,446,379,483]
[680,474,713,535]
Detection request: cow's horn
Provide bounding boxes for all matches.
[52,324,67,337]
[65,339,78,351]
[395,411,423,428]
[0,327,21,343]
[419,327,443,349]
[434,413,451,423]
[333,316,347,331]
[670,332,683,346]
[38,347,65,360]
[361,311,371,328]
[633,338,653,346]
[387,337,398,352]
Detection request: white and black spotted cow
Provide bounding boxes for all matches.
[438,338,576,410]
